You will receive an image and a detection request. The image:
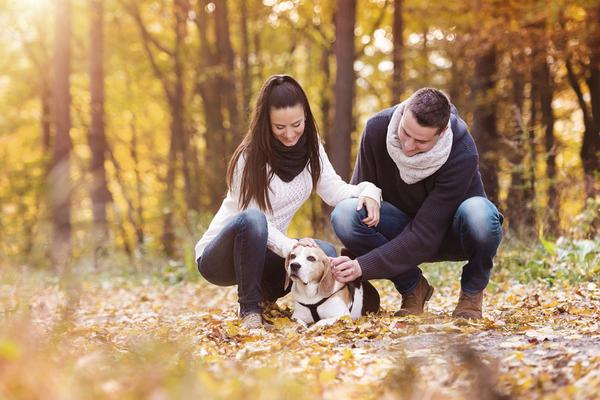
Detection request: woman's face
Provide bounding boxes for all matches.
[269,104,306,147]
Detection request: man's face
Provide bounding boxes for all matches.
[397,110,444,157]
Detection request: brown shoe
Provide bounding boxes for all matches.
[452,291,483,319]
[394,276,434,316]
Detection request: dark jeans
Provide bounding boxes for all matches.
[197,209,337,316]
[331,196,503,295]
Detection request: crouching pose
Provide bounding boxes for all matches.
[195,75,382,329]
[330,88,503,319]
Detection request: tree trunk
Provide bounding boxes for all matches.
[126,108,145,248]
[41,77,52,153]
[582,5,600,199]
[161,0,191,256]
[50,0,72,269]
[536,52,559,236]
[89,0,112,252]
[392,0,404,102]
[506,56,537,235]
[196,0,228,210]
[239,0,251,114]
[528,75,539,210]
[107,144,142,254]
[470,45,500,205]
[320,47,332,150]
[175,0,198,214]
[420,28,429,85]
[215,0,240,156]
[331,0,357,181]
[506,64,526,233]
[448,38,467,112]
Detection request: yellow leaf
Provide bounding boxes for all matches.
[568,307,592,316]
[343,348,354,360]
[319,369,337,383]
[271,317,294,329]
[224,322,239,337]
[309,355,321,366]
[542,300,559,308]
[0,339,21,361]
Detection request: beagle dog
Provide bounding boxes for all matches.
[285,245,380,327]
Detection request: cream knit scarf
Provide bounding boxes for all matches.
[386,102,453,184]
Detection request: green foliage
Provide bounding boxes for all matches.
[567,197,600,239]
[495,236,600,285]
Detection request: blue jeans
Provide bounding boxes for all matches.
[197,209,337,316]
[331,197,503,294]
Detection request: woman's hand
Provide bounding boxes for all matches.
[295,237,319,248]
[357,196,380,227]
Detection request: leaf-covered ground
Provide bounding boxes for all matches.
[1,240,599,399]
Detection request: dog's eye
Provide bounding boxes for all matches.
[307,256,316,262]
[290,254,296,259]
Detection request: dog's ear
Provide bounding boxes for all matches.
[284,252,291,291]
[317,257,336,297]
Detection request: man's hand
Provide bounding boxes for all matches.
[330,256,363,282]
[357,196,380,227]
[295,237,319,248]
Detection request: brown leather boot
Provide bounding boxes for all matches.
[394,276,434,316]
[452,291,483,319]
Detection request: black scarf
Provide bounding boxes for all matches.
[269,133,309,182]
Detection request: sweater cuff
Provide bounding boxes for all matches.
[357,251,382,280]
[281,238,298,258]
[357,182,382,205]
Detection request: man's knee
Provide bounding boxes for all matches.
[331,198,367,238]
[455,197,503,244]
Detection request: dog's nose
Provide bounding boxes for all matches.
[290,262,301,272]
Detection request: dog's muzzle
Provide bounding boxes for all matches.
[289,262,301,273]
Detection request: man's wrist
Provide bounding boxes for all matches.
[355,260,363,277]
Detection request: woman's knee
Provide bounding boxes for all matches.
[235,209,268,238]
[197,257,235,286]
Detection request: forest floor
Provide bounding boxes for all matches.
[0,238,599,399]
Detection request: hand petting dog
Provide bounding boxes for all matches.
[295,237,319,248]
[331,256,362,283]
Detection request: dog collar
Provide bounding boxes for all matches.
[298,284,354,323]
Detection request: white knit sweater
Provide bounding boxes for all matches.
[195,143,382,260]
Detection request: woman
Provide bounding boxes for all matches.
[195,75,381,329]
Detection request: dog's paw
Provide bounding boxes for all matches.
[310,317,340,329]
[291,316,309,328]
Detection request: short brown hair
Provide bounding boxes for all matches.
[406,88,450,134]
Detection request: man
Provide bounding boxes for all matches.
[330,88,503,319]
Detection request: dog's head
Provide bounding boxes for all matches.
[285,245,336,297]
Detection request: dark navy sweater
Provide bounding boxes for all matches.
[353,105,486,280]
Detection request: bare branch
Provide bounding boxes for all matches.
[118,0,174,102]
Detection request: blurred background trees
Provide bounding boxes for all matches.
[0,0,598,268]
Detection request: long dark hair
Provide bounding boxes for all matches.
[226,75,321,212]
